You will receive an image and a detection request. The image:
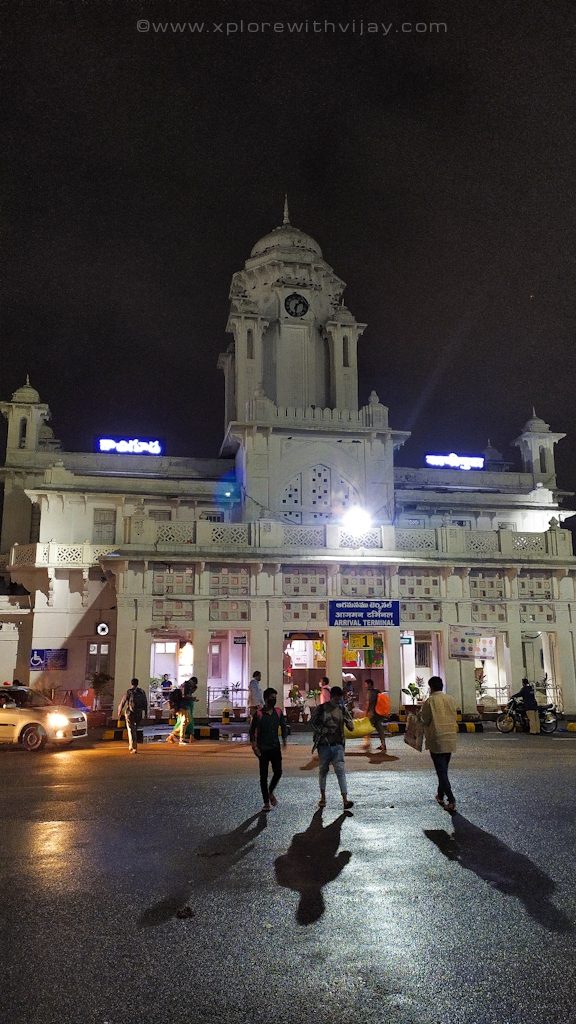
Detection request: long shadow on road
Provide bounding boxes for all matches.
[425,812,572,933]
[275,808,352,926]
[138,812,268,929]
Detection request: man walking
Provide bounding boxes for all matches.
[118,677,148,754]
[248,670,264,717]
[362,678,390,753]
[250,687,288,811]
[420,676,458,811]
[311,685,354,810]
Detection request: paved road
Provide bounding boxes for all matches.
[2,732,576,1024]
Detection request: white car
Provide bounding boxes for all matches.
[0,686,88,751]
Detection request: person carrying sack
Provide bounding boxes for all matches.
[362,678,391,754]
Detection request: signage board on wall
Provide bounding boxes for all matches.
[233,636,247,645]
[95,437,164,455]
[400,636,413,646]
[29,649,68,671]
[347,633,374,651]
[425,452,484,471]
[448,628,496,660]
[329,600,400,628]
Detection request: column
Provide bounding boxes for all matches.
[192,594,211,720]
[113,595,138,710]
[385,627,402,712]
[552,607,576,714]
[326,626,343,688]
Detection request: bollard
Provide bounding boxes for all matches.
[222,707,230,725]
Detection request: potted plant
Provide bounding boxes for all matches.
[401,679,423,711]
[286,684,303,724]
[90,671,114,712]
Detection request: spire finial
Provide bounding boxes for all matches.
[532,405,537,418]
[26,374,30,386]
[283,194,290,225]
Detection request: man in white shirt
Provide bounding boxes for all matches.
[248,670,264,717]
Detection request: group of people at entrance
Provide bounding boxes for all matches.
[117,676,198,752]
[248,672,459,815]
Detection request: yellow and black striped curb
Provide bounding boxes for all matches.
[386,721,483,735]
[101,726,221,742]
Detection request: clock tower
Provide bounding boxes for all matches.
[219,198,365,421]
[218,202,409,524]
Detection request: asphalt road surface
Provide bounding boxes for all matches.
[2,731,576,1024]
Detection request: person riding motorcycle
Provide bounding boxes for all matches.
[511,678,540,734]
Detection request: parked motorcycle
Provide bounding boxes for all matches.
[496,696,558,734]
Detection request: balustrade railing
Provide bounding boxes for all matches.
[7,522,573,569]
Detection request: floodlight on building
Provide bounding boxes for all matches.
[342,506,372,535]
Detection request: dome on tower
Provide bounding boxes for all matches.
[522,408,550,433]
[250,224,322,259]
[11,376,40,404]
[249,198,322,259]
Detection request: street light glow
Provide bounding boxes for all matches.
[342,506,372,535]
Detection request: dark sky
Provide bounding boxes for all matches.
[2,1,575,493]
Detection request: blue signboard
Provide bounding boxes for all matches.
[328,600,400,628]
[29,649,68,671]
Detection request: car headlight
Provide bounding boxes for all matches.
[47,712,70,729]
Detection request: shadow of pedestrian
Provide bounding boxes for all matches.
[424,812,572,933]
[275,808,352,926]
[138,812,268,929]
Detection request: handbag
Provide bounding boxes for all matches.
[404,712,424,752]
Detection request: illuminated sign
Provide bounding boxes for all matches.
[425,452,484,471]
[96,437,164,455]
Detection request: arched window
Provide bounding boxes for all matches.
[246,328,254,360]
[18,418,27,449]
[539,446,547,474]
[342,335,350,368]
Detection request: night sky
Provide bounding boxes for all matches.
[2,1,575,494]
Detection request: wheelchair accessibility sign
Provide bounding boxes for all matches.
[29,649,68,671]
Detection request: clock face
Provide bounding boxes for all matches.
[284,293,309,318]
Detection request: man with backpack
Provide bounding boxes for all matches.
[311,685,354,810]
[118,677,148,754]
[249,687,288,811]
[362,678,390,754]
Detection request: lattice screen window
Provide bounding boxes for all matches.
[471,603,507,622]
[199,511,224,523]
[152,599,194,620]
[165,571,195,596]
[310,466,331,509]
[283,567,327,596]
[400,603,441,622]
[148,509,171,521]
[341,568,385,597]
[209,600,250,621]
[520,603,555,623]
[283,601,327,621]
[398,572,441,599]
[209,565,250,596]
[518,574,553,600]
[280,465,358,524]
[469,572,505,599]
[92,508,116,544]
